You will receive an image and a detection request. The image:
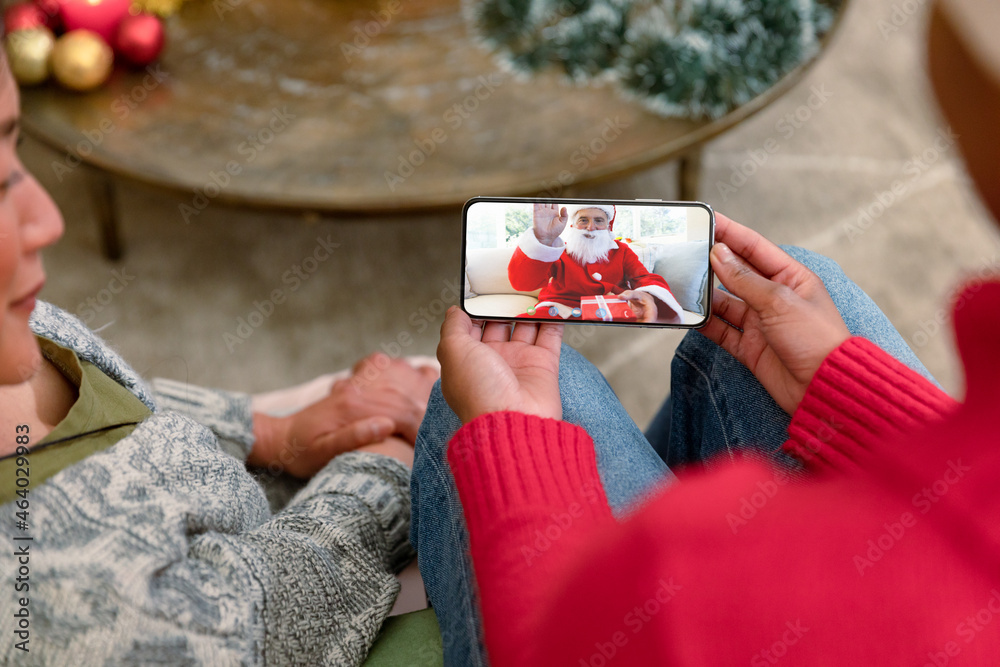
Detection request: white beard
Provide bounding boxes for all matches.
[564,227,617,266]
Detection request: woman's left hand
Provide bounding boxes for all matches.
[437,307,564,424]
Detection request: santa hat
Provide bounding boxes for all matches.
[567,204,616,231]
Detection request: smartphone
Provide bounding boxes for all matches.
[461,196,714,328]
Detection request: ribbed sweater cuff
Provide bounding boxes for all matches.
[447,412,613,533]
[783,337,958,474]
[289,452,414,572]
[447,413,614,665]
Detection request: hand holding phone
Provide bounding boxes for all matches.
[700,214,851,414]
[458,200,851,417]
[437,307,564,425]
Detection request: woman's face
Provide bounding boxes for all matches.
[0,59,64,385]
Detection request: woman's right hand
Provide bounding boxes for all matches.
[532,203,568,246]
[699,214,851,415]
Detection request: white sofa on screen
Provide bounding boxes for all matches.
[464,240,710,325]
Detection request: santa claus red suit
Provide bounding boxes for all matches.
[507,205,684,320]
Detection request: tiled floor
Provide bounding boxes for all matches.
[26,0,999,431]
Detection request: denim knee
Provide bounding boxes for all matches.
[675,329,719,365]
[778,245,846,287]
[410,381,451,536]
[414,380,457,457]
[560,342,597,373]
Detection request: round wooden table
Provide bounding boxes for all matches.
[20,0,847,258]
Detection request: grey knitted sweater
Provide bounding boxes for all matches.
[1,302,415,665]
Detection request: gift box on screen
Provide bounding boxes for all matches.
[580,295,637,322]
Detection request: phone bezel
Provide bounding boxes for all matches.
[460,196,715,329]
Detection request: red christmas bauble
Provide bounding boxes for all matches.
[32,0,64,32]
[3,3,47,35]
[59,0,131,44]
[114,13,164,67]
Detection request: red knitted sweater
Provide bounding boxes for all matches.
[447,281,1000,666]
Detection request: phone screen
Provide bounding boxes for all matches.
[461,197,714,327]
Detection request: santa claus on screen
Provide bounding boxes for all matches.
[507,203,684,323]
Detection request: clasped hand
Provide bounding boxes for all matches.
[437,213,851,424]
[249,354,438,477]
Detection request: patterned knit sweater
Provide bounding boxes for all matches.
[1,302,414,666]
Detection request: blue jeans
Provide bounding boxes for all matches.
[409,247,937,666]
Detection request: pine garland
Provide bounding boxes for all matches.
[467,0,840,118]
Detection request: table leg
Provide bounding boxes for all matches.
[87,168,124,261]
[679,147,703,201]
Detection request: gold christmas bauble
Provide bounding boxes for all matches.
[4,28,56,87]
[51,30,114,92]
[133,0,192,17]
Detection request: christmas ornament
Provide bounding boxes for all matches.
[470,0,841,119]
[3,26,55,86]
[133,0,192,17]
[59,0,131,43]
[51,29,113,91]
[3,3,47,34]
[33,0,65,32]
[114,13,164,67]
